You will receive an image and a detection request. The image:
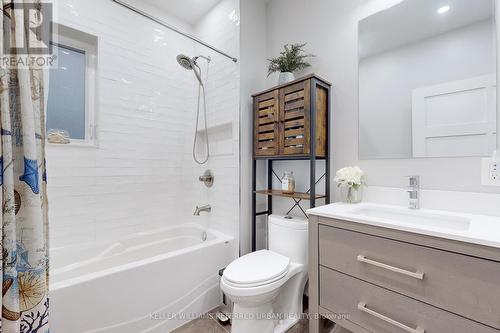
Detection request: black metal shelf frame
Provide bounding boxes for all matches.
[251,78,331,251]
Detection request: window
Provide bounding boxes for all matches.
[47,25,97,145]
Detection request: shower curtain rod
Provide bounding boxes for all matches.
[111,0,238,63]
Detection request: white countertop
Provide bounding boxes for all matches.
[307,202,500,249]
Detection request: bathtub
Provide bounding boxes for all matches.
[50,224,236,333]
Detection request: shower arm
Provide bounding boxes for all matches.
[194,55,211,63]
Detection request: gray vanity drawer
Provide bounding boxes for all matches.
[318,225,500,329]
[320,267,499,333]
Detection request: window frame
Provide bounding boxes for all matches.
[48,25,98,148]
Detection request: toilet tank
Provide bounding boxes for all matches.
[268,215,308,265]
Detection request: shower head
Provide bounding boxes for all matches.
[177,54,194,70]
[176,53,209,87]
[177,54,211,70]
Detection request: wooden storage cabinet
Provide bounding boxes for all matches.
[253,75,330,158]
[251,74,331,251]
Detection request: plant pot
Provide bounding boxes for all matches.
[278,72,295,85]
[339,185,363,204]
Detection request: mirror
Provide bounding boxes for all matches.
[358,0,497,159]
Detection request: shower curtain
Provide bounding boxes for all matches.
[0,1,50,332]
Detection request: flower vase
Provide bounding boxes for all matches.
[340,185,362,204]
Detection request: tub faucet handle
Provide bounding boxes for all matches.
[199,170,214,188]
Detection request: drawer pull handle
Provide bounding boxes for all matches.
[358,302,425,333]
[357,255,424,280]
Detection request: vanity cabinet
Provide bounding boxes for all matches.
[252,74,330,158]
[308,215,500,333]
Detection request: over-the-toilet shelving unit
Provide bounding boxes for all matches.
[251,74,331,251]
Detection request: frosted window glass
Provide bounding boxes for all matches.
[47,44,86,140]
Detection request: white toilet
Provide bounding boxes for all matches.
[221,215,308,333]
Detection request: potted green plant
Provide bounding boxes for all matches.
[267,43,314,84]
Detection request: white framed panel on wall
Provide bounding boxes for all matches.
[412,75,497,158]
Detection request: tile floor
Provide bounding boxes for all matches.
[171,302,336,333]
[170,306,231,333]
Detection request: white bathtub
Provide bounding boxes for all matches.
[50,224,236,333]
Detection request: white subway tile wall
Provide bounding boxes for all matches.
[48,0,239,248]
[193,0,240,242]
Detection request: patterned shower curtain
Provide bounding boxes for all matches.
[0,1,50,332]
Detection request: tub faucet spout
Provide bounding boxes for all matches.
[194,205,211,216]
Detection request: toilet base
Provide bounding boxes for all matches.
[227,271,308,333]
[231,302,275,333]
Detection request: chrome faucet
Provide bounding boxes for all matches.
[194,205,211,216]
[407,176,420,210]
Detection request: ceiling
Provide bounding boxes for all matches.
[359,0,494,59]
[140,0,223,24]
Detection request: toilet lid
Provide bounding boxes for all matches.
[223,250,290,285]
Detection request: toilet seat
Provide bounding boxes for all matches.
[223,270,288,288]
[223,250,290,287]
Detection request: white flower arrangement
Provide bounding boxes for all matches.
[334,166,365,189]
[335,166,365,204]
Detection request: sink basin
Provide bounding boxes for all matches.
[352,206,471,231]
[308,202,500,249]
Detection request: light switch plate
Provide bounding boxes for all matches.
[481,158,500,186]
